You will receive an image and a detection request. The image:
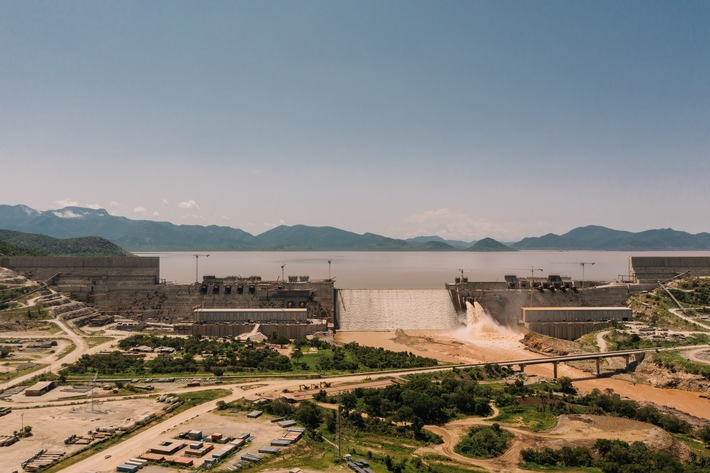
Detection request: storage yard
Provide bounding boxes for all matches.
[0,398,161,472]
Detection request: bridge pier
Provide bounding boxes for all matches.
[552,361,558,379]
[518,364,525,374]
[595,358,601,376]
[624,354,630,369]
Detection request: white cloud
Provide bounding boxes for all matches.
[161,199,169,206]
[84,203,102,210]
[394,208,534,241]
[152,211,161,217]
[404,208,450,224]
[134,207,148,216]
[52,210,83,219]
[221,215,232,220]
[110,201,121,207]
[53,198,79,208]
[177,200,200,210]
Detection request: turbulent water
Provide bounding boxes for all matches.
[336,289,462,331]
[449,300,522,344]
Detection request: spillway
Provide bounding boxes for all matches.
[335,289,462,331]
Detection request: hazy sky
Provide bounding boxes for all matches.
[2,1,709,241]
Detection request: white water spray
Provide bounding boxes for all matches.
[450,300,520,341]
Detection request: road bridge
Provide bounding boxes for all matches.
[455,345,708,379]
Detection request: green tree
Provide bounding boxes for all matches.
[295,401,322,430]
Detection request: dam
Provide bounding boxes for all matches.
[335,289,461,331]
[7,254,710,339]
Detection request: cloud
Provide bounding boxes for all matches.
[404,208,450,224]
[53,198,79,208]
[177,200,200,210]
[110,201,121,207]
[161,199,169,206]
[152,211,160,218]
[84,203,102,210]
[52,210,83,219]
[133,207,148,216]
[394,208,533,241]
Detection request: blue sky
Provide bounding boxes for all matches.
[2,1,709,241]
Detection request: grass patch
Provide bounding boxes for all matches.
[520,463,602,472]
[85,336,113,348]
[0,363,47,383]
[56,339,76,359]
[673,433,710,458]
[175,388,231,406]
[493,404,558,432]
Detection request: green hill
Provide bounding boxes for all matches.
[467,237,517,252]
[0,229,132,256]
[0,240,42,256]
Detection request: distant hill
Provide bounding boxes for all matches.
[3,205,710,251]
[467,237,516,252]
[254,225,410,250]
[411,240,456,251]
[406,236,471,249]
[0,229,132,256]
[512,225,710,250]
[0,240,42,256]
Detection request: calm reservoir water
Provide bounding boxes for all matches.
[134,251,710,289]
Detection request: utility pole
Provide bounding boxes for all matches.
[336,393,342,460]
[193,254,210,283]
[328,260,332,280]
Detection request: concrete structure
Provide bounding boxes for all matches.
[448,281,634,327]
[194,308,308,323]
[521,307,631,340]
[629,256,710,283]
[0,257,336,326]
[24,381,56,396]
[149,440,184,455]
[0,256,159,287]
[176,307,328,339]
[522,307,631,323]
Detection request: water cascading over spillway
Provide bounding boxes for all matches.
[336,289,461,331]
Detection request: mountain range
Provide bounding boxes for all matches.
[1,204,710,251]
[0,229,131,257]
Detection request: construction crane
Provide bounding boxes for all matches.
[528,266,544,304]
[192,254,210,283]
[568,262,595,288]
[280,263,286,283]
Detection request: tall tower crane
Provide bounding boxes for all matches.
[573,262,595,288]
[193,254,210,283]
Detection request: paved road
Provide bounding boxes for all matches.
[5,318,118,390]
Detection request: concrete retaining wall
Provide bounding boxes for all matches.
[175,321,328,339]
[629,256,710,283]
[194,308,308,323]
[524,321,613,340]
[522,307,631,322]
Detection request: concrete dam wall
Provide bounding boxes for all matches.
[335,289,462,331]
